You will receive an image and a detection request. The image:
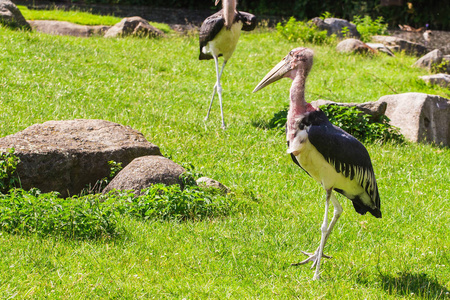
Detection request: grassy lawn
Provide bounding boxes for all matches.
[17,5,172,33]
[0,22,449,299]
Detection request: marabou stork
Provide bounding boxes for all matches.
[253,47,382,280]
[199,0,256,129]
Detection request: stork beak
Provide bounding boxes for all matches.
[215,0,220,5]
[252,54,294,93]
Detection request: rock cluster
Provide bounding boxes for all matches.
[0,0,30,29]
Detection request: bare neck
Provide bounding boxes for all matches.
[287,69,312,142]
[223,0,236,28]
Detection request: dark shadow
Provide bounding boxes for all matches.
[378,271,450,299]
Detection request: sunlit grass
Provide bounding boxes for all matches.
[17,5,172,33]
[0,25,449,298]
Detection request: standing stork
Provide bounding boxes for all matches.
[253,47,382,280]
[199,0,256,129]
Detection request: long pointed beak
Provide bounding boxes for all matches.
[252,55,293,93]
[215,0,220,5]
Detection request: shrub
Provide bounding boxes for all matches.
[352,15,388,42]
[0,189,118,239]
[0,182,237,239]
[276,17,336,45]
[262,104,404,144]
[0,149,20,194]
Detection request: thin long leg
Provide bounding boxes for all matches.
[205,57,228,129]
[218,60,227,129]
[291,189,342,280]
[205,55,220,122]
[308,193,343,269]
[312,189,332,280]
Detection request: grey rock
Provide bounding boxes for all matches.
[379,93,450,146]
[311,99,387,120]
[0,0,30,29]
[366,43,395,56]
[104,16,164,38]
[196,177,229,193]
[413,49,443,70]
[372,35,427,56]
[103,156,186,195]
[0,119,161,197]
[311,17,360,38]
[336,38,375,54]
[29,20,110,37]
[419,74,450,88]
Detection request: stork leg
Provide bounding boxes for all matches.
[205,56,227,129]
[292,190,343,280]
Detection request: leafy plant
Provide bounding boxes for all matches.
[0,149,20,194]
[0,181,237,239]
[352,15,388,42]
[320,11,335,19]
[0,189,118,239]
[320,104,404,143]
[341,26,350,38]
[276,17,336,45]
[119,183,235,221]
[262,104,404,144]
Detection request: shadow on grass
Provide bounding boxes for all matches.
[378,271,449,299]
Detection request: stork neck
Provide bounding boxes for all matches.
[289,71,308,116]
[223,0,236,28]
[287,69,309,142]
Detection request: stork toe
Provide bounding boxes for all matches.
[291,250,332,268]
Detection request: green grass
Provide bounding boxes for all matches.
[0,25,449,298]
[17,5,172,33]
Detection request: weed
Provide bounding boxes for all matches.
[0,149,20,194]
[276,17,336,45]
[261,104,404,144]
[353,15,388,42]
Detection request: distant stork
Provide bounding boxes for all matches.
[253,48,382,280]
[199,0,256,129]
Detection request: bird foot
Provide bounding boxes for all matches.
[291,250,331,269]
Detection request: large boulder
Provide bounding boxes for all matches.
[29,20,110,37]
[372,35,427,56]
[311,17,360,38]
[413,49,443,70]
[419,74,450,88]
[0,119,161,197]
[378,93,450,146]
[103,156,186,195]
[104,16,164,38]
[0,0,30,29]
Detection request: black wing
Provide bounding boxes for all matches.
[237,11,257,31]
[199,10,225,60]
[305,111,381,217]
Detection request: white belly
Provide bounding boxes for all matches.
[202,22,243,60]
[289,130,366,197]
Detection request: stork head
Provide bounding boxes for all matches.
[252,47,314,93]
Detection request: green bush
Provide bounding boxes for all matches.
[276,17,336,45]
[116,183,235,221]
[0,182,237,239]
[0,149,20,194]
[262,104,404,144]
[352,15,388,42]
[0,189,118,239]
